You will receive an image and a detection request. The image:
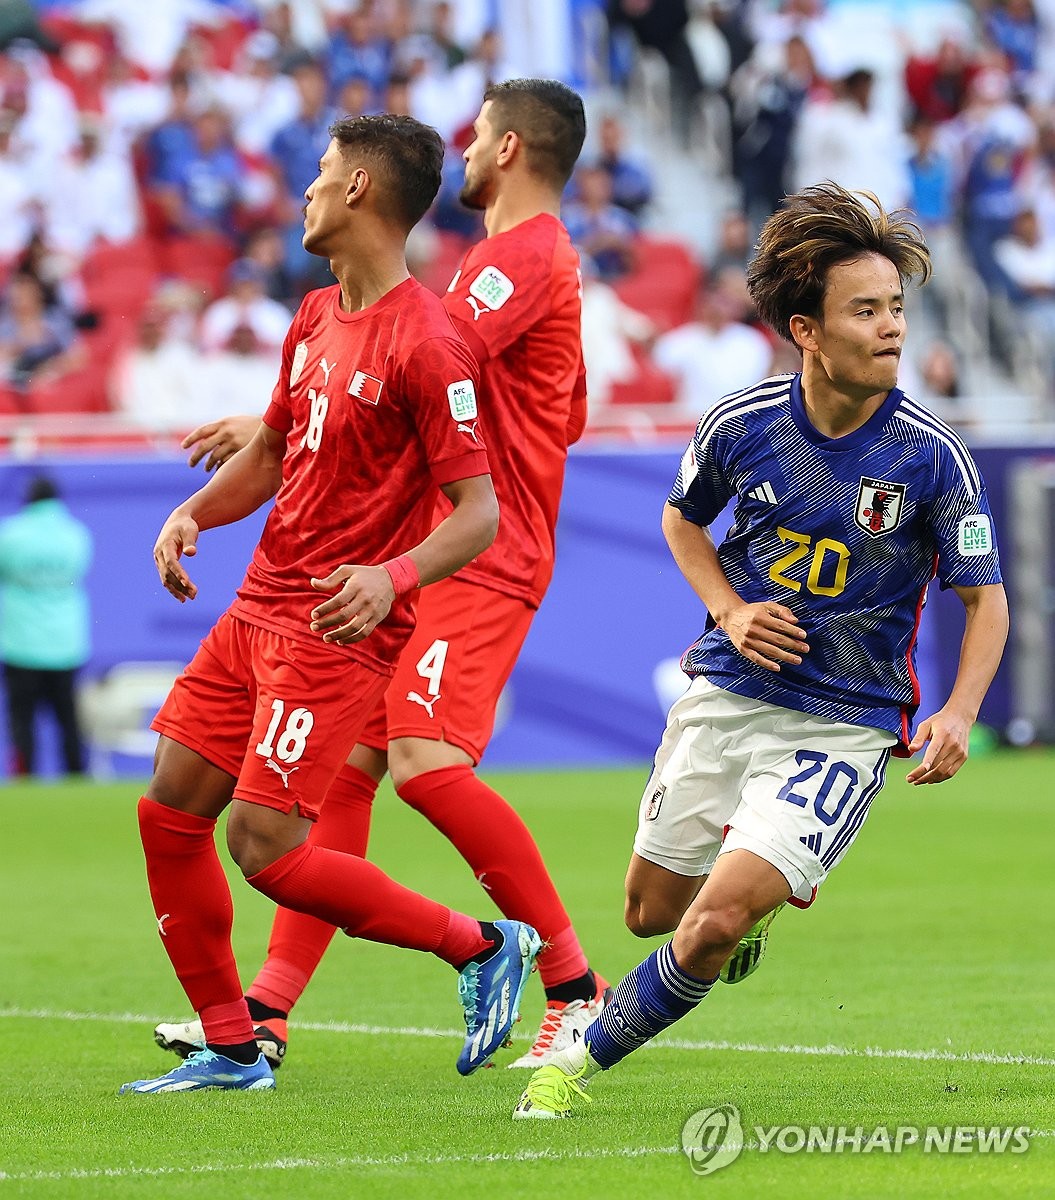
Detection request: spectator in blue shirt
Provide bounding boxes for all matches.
[596,113,653,217]
[151,106,246,237]
[564,163,639,281]
[0,476,93,776]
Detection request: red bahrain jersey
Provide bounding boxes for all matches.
[231,277,488,676]
[441,213,586,608]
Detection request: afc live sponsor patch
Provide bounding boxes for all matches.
[468,265,514,311]
[348,371,383,405]
[447,378,477,421]
[957,514,993,556]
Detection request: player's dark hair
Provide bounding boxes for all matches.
[747,182,932,343]
[482,78,586,187]
[328,113,444,230]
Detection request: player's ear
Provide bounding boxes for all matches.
[789,313,818,354]
[345,168,369,207]
[495,130,519,168]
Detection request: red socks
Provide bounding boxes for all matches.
[247,764,377,1013]
[246,840,488,967]
[397,765,589,987]
[137,797,255,1046]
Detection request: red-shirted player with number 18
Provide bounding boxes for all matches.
[121,114,544,1095]
[162,81,611,1075]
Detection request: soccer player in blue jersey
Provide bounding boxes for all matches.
[513,181,1009,1118]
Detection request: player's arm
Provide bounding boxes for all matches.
[662,502,809,672]
[182,415,262,471]
[309,473,499,645]
[153,421,285,602]
[906,582,1009,785]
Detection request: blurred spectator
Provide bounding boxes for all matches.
[994,206,1055,372]
[428,1,468,70]
[0,109,38,265]
[792,66,911,210]
[73,0,229,76]
[731,36,820,229]
[336,74,373,120]
[112,301,199,431]
[144,72,199,187]
[327,6,390,99]
[905,35,979,123]
[595,113,653,216]
[580,266,655,406]
[0,1,60,53]
[0,40,78,172]
[952,68,1035,290]
[100,52,171,154]
[242,225,295,306]
[46,116,141,261]
[200,322,283,416]
[384,72,413,116]
[14,233,91,328]
[914,340,963,420]
[653,270,775,416]
[0,475,93,778]
[907,114,960,328]
[149,104,250,239]
[199,259,291,356]
[607,0,704,146]
[709,209,753,274]
[984,0,1039,96]
[0,274,84,396]
[563,164,638,281]
[211,29,300,157]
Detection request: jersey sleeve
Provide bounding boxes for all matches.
[443,243,553,363]
[398,335,490,485]
[261,312,302,434]
[667,417,736,527]
[928,446,1002,589]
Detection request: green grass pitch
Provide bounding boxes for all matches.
[1,751,1053,1199]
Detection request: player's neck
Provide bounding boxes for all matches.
[483,180,561,237]
[800,364,890,439]
[328,246,411,313]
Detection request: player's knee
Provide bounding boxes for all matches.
[678,905,750,957]
[624,891,680,938]
[225,808,290,877]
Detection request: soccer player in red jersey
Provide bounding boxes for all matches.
[164,81,611,1074]
[121,114,545,1095]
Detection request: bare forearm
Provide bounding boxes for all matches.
[404,476,499,586]
[946,584,1009,721]
[662,503,742,622]
[178,437,282,532]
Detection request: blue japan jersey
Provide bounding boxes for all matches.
[669,374,1002,745]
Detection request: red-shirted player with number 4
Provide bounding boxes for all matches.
[158,81,613,1075]
[120,114,546,1095]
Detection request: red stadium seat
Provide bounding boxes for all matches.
[613,236,701,332]
[607,345,677,407]
[156,234,237,302]
[26,363,110,415]
[419,230,473,296]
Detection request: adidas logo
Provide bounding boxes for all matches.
[748,480,778,504]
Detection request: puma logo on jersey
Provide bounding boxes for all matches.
[457,420,480,443]
[748,480,779,504]
[407,690,440,718]
[466,295,489,321]
[320,358,337,385]
[264,758,299,788]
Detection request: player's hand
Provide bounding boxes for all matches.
[309,564,396,644]
[153,512,200,602]
[905,709,971,785]
[722,602,809,672]
[182,415,260,471]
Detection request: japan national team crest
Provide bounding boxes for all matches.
[854,476,907,536]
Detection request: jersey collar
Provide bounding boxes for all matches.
[789,373,904,451]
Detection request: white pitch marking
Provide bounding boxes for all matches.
[1,1007,1052,1069]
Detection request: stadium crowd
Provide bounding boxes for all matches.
[0,0,1054,442]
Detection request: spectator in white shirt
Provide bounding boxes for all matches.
[198,259,291,358]
[653,269,776,416]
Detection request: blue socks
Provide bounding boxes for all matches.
[585,942,715,1069]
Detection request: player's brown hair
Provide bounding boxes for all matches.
[747,182,932,344]
[329,113,444,230]
[483,78,586,188]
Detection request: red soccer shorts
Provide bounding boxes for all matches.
[152,612,389,820]
[358,577,536,763]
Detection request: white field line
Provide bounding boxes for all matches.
[1,1006,1053,1070]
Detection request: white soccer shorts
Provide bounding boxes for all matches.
[633,677,897,904]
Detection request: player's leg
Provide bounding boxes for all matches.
[387,580,610,1064]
